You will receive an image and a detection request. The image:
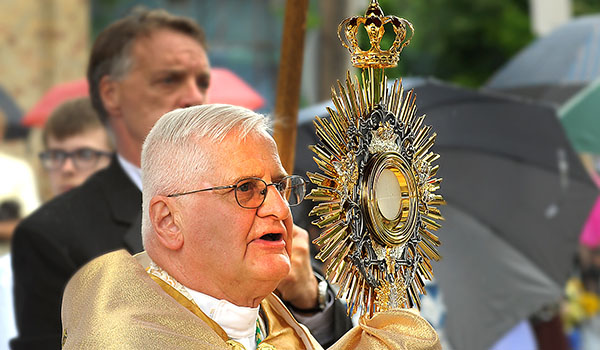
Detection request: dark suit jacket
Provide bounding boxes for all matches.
[10,157,143,349]
[10,156,351,349]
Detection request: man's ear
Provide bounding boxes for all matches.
[99,75,121,118]
[149,196,184,250]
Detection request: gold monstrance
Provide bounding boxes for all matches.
[305,0,445,318]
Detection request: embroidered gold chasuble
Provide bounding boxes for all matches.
[61,250,322,350]
[61,250,440,350]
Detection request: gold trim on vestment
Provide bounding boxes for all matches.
[145,256,319,349]
[61,250,439,350]
[61,250,322,349]
[149,274,230,342]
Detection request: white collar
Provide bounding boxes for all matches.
[117,154,142,191]
[147,261,259,350]
[185,286,259,349]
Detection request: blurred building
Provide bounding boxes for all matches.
[92,0,286,112]
[530,0,572,35]
[92,0,356,109]
[0,0,89,200]
[0,0,363,118]
[0,0,89,116]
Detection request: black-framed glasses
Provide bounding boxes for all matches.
[167,175,306,209]
[39,148,113,171]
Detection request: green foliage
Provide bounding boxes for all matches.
[370,0,534,87]
[91,0,129,38]
[573,0,600,16]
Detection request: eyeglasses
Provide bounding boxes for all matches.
[167,175,306,209]
[39,148,113,171]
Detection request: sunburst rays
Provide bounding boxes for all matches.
[305,68,444,317]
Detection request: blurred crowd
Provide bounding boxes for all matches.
[0,96,114,347]
[2,3,600,350]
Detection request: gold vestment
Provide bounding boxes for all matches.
[61,250,321,349]
[61,250,440,349]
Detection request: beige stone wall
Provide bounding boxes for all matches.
[0,0,90,112]
[0,0,90,202]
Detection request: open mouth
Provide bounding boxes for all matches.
[260,233,282,241]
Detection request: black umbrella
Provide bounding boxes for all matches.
[293,78,597,350]
[485,14,600,106]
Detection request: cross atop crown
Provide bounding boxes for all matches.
[338,0,414,69]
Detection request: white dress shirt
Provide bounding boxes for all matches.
[185,287,260,350]
[117,154,142,191]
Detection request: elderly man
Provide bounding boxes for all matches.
[62,104,322,349]
[11,9,349,349]
[61,105,441,350]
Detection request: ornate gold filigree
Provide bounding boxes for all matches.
[369,122,400,154]
[374,248,408,312]
[306,67,444,318]
[307,0,443,319]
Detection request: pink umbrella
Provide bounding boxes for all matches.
[207,67,265,110]
[21,67,265,127]
[21,79,88,127]
[581,196,600,248]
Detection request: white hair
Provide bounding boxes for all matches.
[141,104,271,245]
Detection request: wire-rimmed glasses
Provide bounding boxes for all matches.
[167,175,306,209]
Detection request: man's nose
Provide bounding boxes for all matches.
[179,79,207,108]
[257,186,290,220]
[60,157,77,173]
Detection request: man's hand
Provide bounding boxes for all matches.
[277,224,319,310]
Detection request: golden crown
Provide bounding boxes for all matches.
[338,0,413,69]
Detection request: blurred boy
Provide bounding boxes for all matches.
[39,97,113,196]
